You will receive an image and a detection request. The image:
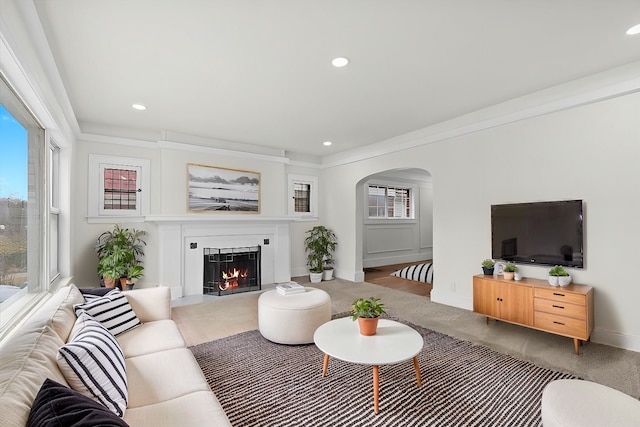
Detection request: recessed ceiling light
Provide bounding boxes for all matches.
[331,57,349,67]
[323,141,332,146]
[626,24,640,35]
[132,104,147,110]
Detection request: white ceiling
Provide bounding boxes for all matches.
[33,0,640,158]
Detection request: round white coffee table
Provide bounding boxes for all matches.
[313,317,424,414]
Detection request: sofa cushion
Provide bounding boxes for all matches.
[27,378,129,427]
[74,289,141,336]
[21,284,85,342]
[57,312,128,417]
[116,320,185,358]
[0,325,67,427]
[123,391,231,427]
[125,348,211,408]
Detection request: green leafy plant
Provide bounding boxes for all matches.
[548,265,569,277]
[503,262,518,273]
[351,297,387,321]
[96,225,148,282]
[304,226,337,274]
[481,259,495,268]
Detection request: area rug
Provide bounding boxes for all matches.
[190,318,574,427]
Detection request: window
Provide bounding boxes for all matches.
[368,184,413,219]
[288,174,318,217]
[88,155,150,219]
[0,75,46,313]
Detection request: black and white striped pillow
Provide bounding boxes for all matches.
[74,289,141,336]
[391,263,434,284]
[57,312,128,417]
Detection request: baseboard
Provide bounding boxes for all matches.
[591,327,640,353]
[363,252,433,269]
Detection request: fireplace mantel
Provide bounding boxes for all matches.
[147,215,295,299]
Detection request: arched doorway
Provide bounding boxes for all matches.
[355,168,433,276]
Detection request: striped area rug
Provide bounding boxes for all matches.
[190,319,574,427]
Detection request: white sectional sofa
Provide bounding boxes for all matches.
[0,284,231,426]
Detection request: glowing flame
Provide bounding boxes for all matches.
[219,268,248,291]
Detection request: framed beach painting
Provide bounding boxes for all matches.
[187,163,260,213]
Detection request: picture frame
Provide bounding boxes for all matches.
[187,163,260,213]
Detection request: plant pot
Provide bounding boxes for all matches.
[482,267,494,275]
[103,277,117,288]
[558,276,572,287]
[309,272,323,283]
[547,276,559,286]
[357,317,379,336]
[503,272,515,280]
[322,268,334,281]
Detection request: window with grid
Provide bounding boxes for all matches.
[88,155,149,218]
[288,174,318,217]
[368,185,412,219]
[103,168,138,210]
[293,182,311,213]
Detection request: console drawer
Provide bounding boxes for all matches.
[534,298,586,320]
[534,311,586,338]
[534,288,585,306]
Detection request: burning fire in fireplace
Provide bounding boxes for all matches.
[220,268,248,291]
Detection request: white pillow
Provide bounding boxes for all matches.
[57,312,128,417]
[74,289,141,336]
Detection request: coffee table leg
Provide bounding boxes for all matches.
[373,365,380,414]
[413,356,422,387]
[322,354,329,377]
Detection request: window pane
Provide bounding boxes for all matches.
[103,168,137,210]
[0,76,45,309]
[293,182,310,213]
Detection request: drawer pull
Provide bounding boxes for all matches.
[553,292,565,297]
[552,305,565,309]
[553,321,565,326]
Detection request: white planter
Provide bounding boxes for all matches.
[558,276,572,287]
[322,268,334,281]
[547,276,559,286]
[309,272,323,283]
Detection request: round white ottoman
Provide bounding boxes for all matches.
[258,287,331,345]
[541,379,640,427]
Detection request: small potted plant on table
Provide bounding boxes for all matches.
[351,297,387,336]
[503,262,518,280]
[481,259,495,275]
[548,265,571,287]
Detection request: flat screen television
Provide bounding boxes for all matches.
[491,200,584,268]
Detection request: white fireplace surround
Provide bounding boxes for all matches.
[146,216,293,299]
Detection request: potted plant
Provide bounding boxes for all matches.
[351,297,387,336]
[503,262,517,280]
[304,226,337,283]
[548,265,571,287]
[96,225,148,289]
[481,259,495,275]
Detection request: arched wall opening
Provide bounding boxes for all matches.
[355,168,433,276]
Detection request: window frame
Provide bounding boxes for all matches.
[87,154,150,221]
[287,174,318,218]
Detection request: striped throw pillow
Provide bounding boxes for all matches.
[57,312,128,417]
[391,263,434,284]
[74,289,141,336]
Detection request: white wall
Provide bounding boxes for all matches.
[321,91,640,351]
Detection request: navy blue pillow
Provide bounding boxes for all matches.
[27,378,129,427]
[80,287,115,297]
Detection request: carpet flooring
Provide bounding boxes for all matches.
[190,317,575,427]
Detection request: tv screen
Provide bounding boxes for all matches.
[491,200,584,268]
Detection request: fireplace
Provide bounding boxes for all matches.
[203,246,261,296]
